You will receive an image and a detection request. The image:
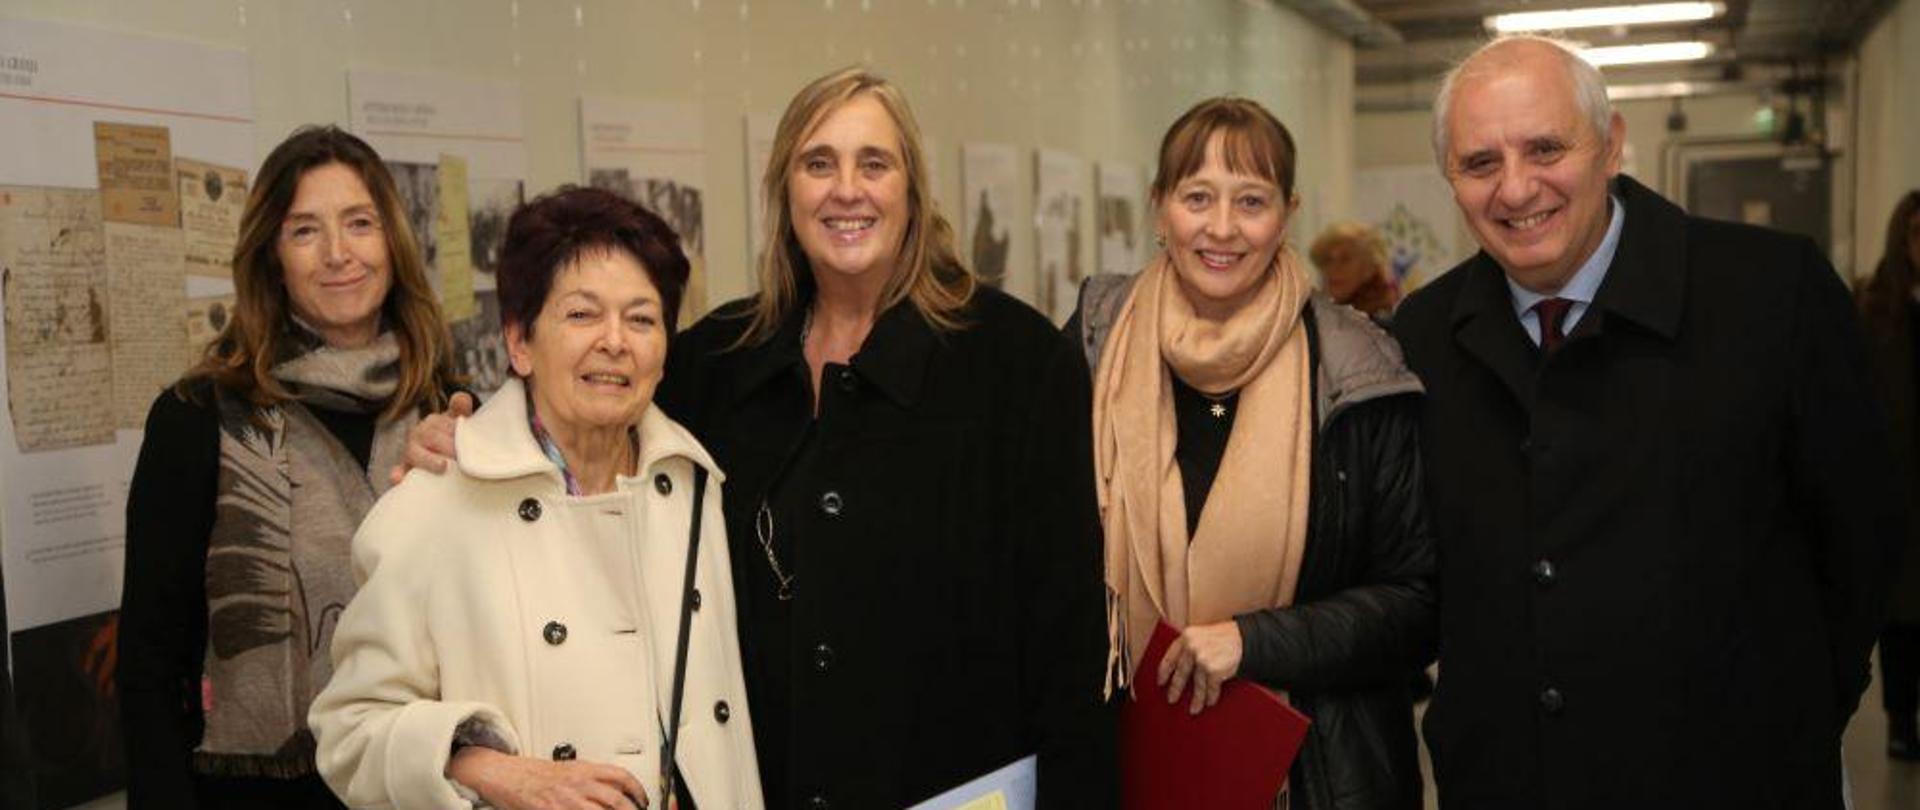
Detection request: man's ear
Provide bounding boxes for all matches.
[1604,111,1627,176]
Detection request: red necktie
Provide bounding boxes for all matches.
[1534,297,1575,354]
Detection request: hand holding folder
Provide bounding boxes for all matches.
[1121,622,1310,810]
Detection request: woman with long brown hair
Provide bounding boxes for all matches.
[1858,189,1920,761]
[117,125,457,809]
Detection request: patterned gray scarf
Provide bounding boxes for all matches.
[194,331,418,777]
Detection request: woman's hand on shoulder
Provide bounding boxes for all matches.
[447,746,647,810]
[389,391,473,485]
[1155,620,1244,715]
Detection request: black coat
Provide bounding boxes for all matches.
[1859,295,1920,623]
[658,284,1117,810]
[1391,175,1903,810]
[1073,280,1438,810]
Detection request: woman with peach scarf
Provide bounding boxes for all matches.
[1067,97,1437,810]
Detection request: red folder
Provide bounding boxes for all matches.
[1121,622,1311,810]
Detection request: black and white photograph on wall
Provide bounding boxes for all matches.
[589,168,710,322]
[451,290,508,398]
[1035,149,1089,324]
[1097,162,1147,278]
[386,161,440,274]
[578,97,711,320]
[467,177,522,291]
[963,142,1020,292]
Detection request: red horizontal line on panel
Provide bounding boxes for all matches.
[0,90,252,124]
[361,129,525,144]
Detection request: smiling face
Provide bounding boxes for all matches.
[1157,135,1295,320]
[1443,43,1624,295]
[786,93,911,286]
[506,248,667,435]
[278,162,393,348]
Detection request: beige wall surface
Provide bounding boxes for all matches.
[0,0,1355,311]
[1854,0,1920,285]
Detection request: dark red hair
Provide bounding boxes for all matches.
[497,185,691,338]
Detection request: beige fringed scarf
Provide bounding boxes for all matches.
[1093,248,1314,696]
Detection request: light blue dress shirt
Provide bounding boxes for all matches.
[1505,196,1625,346]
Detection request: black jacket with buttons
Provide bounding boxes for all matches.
[1072,278,1439,810]
[1391,175,1902,809]
[658,283,1118,810]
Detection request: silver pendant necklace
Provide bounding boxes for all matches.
[1203,392,1231,420]
[751,305,812,603]
[754,502,796,601]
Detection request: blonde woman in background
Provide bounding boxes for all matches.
[1309,222,1401,321]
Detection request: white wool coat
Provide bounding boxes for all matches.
[310,377,763,810]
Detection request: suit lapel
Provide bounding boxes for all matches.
[1587,175,1686,343]
[1449,256,1539,411]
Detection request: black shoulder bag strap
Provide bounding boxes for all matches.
[661,465,708,807]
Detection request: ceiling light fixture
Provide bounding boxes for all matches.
[1486,2,1726,33]
[1606,80,1703,100]
[1580,40,1717,67]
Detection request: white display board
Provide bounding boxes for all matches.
[744,110,781,275]
[580,96,709,320]
[961,142,1021,296]
[1034,149,1090,324]
[0,17,255,808]
[349,69,525,397]
[1097,161,1150,278]
[0,15,252,633]
[347,69,526,181]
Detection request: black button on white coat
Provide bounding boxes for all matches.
[551,742,576,761]
[713,700,731,724]
[653,474,673,496]
[690,588,702,611]
[542,621,568,646]
[517,497,542,522]
[819,491,844,517]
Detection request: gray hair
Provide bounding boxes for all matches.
[1430,34,1613,172]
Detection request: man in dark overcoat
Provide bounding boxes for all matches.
[1392,35,1905,809]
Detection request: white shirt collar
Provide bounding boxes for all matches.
[1507,195,1625,319]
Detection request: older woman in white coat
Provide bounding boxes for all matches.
[310,186,762,810]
